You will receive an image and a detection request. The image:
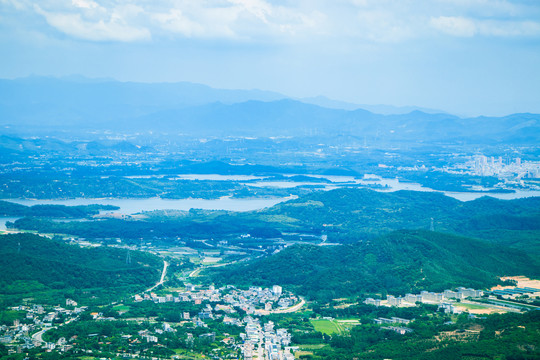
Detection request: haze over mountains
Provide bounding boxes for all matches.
[1,76,539,145]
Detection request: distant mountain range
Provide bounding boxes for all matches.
[0,76,538,144]
[299,95,445,114]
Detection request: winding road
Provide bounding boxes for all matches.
[272,298,306,314]
[31,327,50,344]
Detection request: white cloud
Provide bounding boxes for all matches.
[430,15,540,37]
[356,9,414,42]
[2,0,540,43]
[149,0,322,41]
[34,4,151,42]
[434,0,528,18]
[430,16,477,37]
[151,9,201,38]
[151,8,234,38]
[0,0,29,10]
[478,19,540,37]
[229,0,272,24]
[22,0,322,42]
[72,0,99,10]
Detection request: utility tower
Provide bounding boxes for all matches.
[126,249,131,265]
[430,218,435,232]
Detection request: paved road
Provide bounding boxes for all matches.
[145,260,169,292]
[186,260,241,279]
[31,327,50,344]
[272,298,306,314]
[31,316,80,345]
[188,267,202,278]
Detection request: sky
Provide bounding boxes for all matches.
[1,0,540,116]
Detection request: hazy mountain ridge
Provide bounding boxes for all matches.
[0,134,150,155]
[1,77,539,144]
[300,95,446,114]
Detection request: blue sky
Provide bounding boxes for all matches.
[1,0,540,116]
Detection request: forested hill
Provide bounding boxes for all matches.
[9,188,540,257]
[259,188,540,243]
[0,233,162,304]
[211,230,540,301]
[0,200,119,218]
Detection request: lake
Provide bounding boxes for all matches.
[0,217,20,231]
[1,174,539,231]
[6,196,296,215]
[245,174,540,201]
[0,196,297,231]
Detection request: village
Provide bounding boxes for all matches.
[2,278,539,359]
[0,299,86,355]
[134,284,300,317]
[0,284,301,359]
[361,283,540,335]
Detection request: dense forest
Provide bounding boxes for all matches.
[0,233,162,305]
[259,188,540,240]
[209,230,540,301]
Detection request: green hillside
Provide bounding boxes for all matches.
[0,233,162,305]
[10,189,540,257]
[254,189,540,253]
[211,230,540,301]
[260,188,540,233]
[0,200,119,218]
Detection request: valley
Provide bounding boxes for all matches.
[1,182,540,359]
[0,77,539,360]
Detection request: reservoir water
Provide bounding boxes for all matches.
[246,174,540,201]
[0,196,295,231]
[1,174,538,231]
[6,196,295,215]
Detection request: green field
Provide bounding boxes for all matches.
[310,319,343,335]
[456,303,492,310]
[299,344,327,350]
[311,319,340,335]
[310,318,362,335]
[112,304,131,313]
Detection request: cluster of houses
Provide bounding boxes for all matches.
[221,285,298,315]
[491,287,540,299]
[0,300,86,355]
[365,287,484,310]
[3,284,300,358]
[138,322,177,343]
[241,317,295,360]
[373,317,414,335]
[361,287,486,336]
[134,284,298,317]
[131,284,300,358]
